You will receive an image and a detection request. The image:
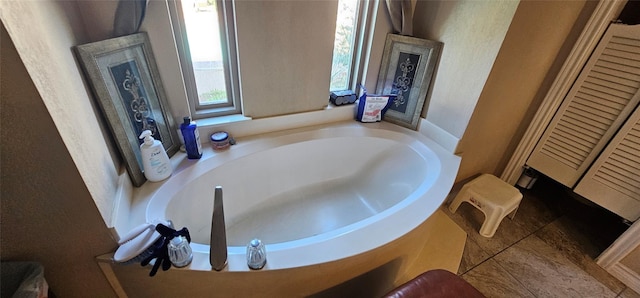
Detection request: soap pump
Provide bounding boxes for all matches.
[139,130,172,182]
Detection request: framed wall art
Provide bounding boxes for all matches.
[376,34,443,130]
[75,32,179,187]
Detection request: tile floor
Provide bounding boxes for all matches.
[442,175,639,298]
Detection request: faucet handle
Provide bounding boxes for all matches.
[246,238,267,270]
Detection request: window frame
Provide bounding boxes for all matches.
[330,0,371,93]
[342,0,376,93]
[168,0,242,120]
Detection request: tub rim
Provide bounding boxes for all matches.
[139,121,461,271]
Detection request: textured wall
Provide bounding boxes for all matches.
[1,24,117,297]
[235,1,338,118]
[0,0,120,227]
[453,0,597,181]
[413,0,519,139]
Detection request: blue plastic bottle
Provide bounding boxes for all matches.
[180,117,202,159]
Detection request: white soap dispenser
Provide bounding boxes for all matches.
[139,130,172,182]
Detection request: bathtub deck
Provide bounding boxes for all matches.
[97,207,466,297]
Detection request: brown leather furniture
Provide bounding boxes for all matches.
[383,269,485,298]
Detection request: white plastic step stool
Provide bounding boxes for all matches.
[449,174,523,238]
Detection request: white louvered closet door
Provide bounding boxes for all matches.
[526,23,640,188]
[574,106,640,222]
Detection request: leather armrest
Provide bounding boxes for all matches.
[383,269,485,298]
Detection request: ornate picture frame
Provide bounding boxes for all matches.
[75,32,179,187]
[376,34,443,130]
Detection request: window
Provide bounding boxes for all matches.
[169,0,241,119]
[331,0,372,94]
[170,0,368,119]
[330,0,360,92]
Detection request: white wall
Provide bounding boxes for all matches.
[0,1,118,295]
[0,0,120,226]
[414,0,520,141]
[454,0,595,181]
[236,1,337,118]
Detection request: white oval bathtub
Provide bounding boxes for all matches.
[143,121,460,272]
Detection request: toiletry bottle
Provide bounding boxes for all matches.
[139,130,172,182]
[180,117,202,159]
[168,236,193,268]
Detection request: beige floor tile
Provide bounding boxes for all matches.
[443,202,530,255]
[462,258,535,298]
[494,235,617,298]
[458,235,492,274]
[509,187,567,234]
[444,176,630,298]
[536,217,627,294]
[619,287,640,298]
[540,197,626,256]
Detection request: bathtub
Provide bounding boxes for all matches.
[140,120,461,274]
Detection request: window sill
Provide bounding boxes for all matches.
[195,104,355,141]
[195,114,252,127]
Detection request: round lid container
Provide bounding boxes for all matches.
[210,131,230,150]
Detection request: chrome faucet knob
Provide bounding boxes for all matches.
[168,236,193,268]
[246,238,267,270]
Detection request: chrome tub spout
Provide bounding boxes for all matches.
[210,186,228,271]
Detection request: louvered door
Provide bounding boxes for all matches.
[527,23,640,187]
[574,106,640,221]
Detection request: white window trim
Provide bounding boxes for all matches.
[348,0,377,92]
[168,0,242,120]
